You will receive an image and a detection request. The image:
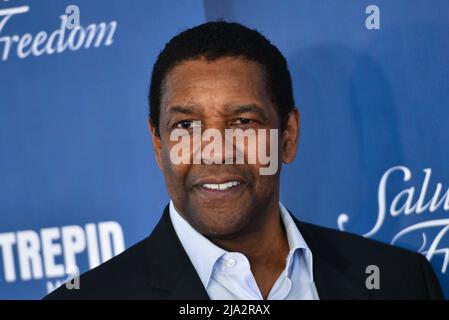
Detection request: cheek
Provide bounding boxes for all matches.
[251,129,280,175]
[160,143,190,189]
[257,173,279,189]
[247,157,279,195]
[162,165,191,204]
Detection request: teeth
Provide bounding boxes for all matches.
[202,181,241,190]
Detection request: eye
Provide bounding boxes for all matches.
[234,118,255,125]
[176,120,193,129]
[175,120,201,129]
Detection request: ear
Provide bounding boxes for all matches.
[148,119,164,170]
[281,108,300,164]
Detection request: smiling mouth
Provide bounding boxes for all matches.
[201,181,241,191]
[192,174,247,196]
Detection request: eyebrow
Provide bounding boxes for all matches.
[165,103,269,121]
[166,105,200,115]
[227,104,269,121]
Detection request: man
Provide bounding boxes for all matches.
[45,21,443,300]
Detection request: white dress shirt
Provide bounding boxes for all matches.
[169,200,319,300]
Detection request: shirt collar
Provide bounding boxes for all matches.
[279,202,314,280]
[169,200,314,288]
[169,200,226,288]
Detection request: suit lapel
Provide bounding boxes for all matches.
[311,255,371,299]
[144,205,370,299]
[168,261,210,300]
[144,205,210,299]
[291,214,371,299]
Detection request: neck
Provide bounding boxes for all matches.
[208,198,290,299]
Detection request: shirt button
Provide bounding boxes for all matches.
[226,258,236,267]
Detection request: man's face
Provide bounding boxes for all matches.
[150,57,299,238]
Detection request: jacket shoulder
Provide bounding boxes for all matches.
[298,221,444,299]
[43,237,158,299]
[300,221,418,260]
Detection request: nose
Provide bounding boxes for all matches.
[193,124,235,165]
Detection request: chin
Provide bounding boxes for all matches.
[192,210,252,239]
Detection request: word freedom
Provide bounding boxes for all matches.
[170,122,279,175]
[0,6,116,61]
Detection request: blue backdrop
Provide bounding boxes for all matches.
[1,0,448,299]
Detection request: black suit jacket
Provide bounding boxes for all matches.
[44,205,444,300]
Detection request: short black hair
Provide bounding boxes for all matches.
[149,21,295,135]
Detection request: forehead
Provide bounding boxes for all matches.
[161,57,270,110]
